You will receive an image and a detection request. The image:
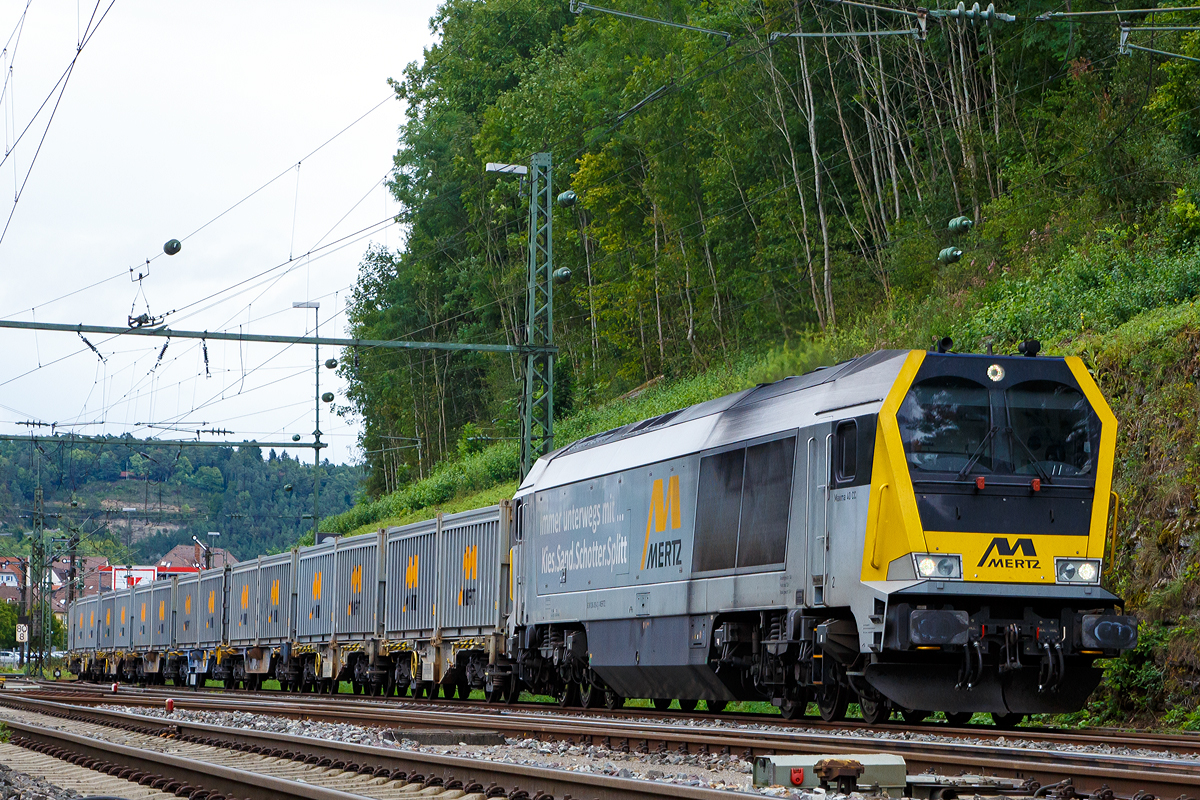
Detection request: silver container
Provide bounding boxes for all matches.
[333,531,384,639]
[257,551,296,644]
[113,588,133,649]
[72,597,98,651]
[175,574,200,648]
[151,579,174,649]
[437,505,509,636]
[296,540,335,642]
[198,568,227,647]
[384,518,438,638]
[229,560,259,645]
[132,581,155,649]
[99,593,115,649]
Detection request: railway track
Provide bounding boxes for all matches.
[6,686,1199,799]
[28,679,1200,757]
[0,694,761,800]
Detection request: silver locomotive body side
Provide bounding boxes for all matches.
[511,352,905,702]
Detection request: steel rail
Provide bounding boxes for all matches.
[0,695,762,800]
[2,717,365,800]
[34,680,1200,756]
[11,691,1200,799]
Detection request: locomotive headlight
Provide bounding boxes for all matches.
[1055,558,1101,584]
[914,553,962,580]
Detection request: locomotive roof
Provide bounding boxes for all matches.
[518,348,910,493]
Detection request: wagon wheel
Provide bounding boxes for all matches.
[352,681,363,695]
[677,699,698,712]
[505,677,522,704]
[557,681,580,707]
[780,688,809,720]
[485,684,505,704]
[816,681,848,722]
[943,711,973,726]
[652,698,672,711]
[901,709,930,724]
[454,679,471,701]
[603,688,624,710]
[858,695,891,726]
[579,682,603,709]
[991,712,1025,729]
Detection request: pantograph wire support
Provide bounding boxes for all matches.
[570,0,732,44]
[77,330,105,363]
[1118,20,1200,64]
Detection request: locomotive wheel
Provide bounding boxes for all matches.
[901,709,930,724]
[652,698,672,711]
[816,683,848,722]
[485,685,504,703]
[455,679,471,700]
[604,688,624,710]
[558,681,580,707]
[505,678,521,704]
[858,696,891,725]
[780,691,808,720]
[677,698,698,712]
[991,712,1025,729]
[352,681,362,695]
[579,682,602,708]
[943,712,972,726]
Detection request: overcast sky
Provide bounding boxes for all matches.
[0,0,442,466]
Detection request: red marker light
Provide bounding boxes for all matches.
[165,698,175,714]
[111,683,119,693]
[1031,478,1041,492]
[790,767,805,786]
[975,476,985,490]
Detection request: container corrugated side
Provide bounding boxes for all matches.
[99,594,115,649]
[296,541,335,642]
[132,582,155,649]
[113,588,133,649]
[437,505,506,635]
[82,597,99,649]
[151,580,174,649]
[256,551,295,644]
[229,561,260,645]
[175,574,200,648]
[383,519,437,638]
[333,531,383,639]
[198,569,227,647]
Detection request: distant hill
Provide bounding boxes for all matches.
[0,437,360,564]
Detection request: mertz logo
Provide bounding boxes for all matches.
[642,474,683,570]
[977,537,1039,569]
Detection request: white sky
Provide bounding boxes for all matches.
[0,0,442,466]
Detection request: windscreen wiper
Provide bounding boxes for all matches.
[1006,427,1052,484]
[956,425,998,480]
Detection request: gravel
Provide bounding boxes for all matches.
[100,704,771,793]
[0,762,84,800]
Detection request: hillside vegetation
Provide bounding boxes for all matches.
[325,0,1200,726]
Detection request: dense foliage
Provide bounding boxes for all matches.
[0,438,360,563]
[341,0,1200,495]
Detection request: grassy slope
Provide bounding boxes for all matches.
[324,239,1200,728]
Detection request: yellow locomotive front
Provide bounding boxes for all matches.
[861,347,1136,719]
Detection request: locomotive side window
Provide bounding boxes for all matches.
[692,449,743,573]
[834,421,857,483]
[736,437,796,568]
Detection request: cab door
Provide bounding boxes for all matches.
[806,427,831,605]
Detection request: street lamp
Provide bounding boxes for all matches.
[293,301,321,541]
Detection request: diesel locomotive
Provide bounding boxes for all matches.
[69,346,1138,726]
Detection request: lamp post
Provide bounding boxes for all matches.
[293,301,321,541]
